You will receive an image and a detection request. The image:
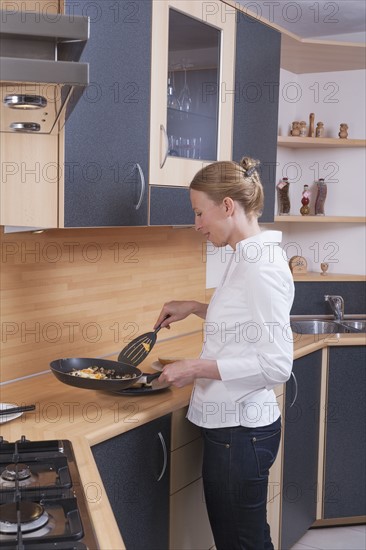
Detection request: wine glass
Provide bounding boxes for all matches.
[167,71,180,110]
[178,64,192,112]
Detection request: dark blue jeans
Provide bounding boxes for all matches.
[201,417,281,550]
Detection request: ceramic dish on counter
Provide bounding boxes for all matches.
[151,358,185,372]
[151,361,164,372]
[0,403,24,424]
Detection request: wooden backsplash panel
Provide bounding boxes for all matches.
[0,227,206,383]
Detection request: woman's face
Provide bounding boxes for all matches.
[190,189,230,247]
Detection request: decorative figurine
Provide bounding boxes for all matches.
[315,178,327,215]
[300,184,311,215]
[339,123,349,138]
[291,121,301,136]
[299,121,307,137]
[316,122,324,137]
[308,113,315,137]
[320,262,329,276]
[277,177,291,215]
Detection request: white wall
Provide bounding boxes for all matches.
[206,68,365,286]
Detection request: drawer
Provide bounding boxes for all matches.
[171,406,201,451]
[171,437,203,495]
[170,478,214,550]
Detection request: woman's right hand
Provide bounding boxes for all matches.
[154,300,204,330]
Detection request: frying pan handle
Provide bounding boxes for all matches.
[157,431,167,482]
[144,372,161,383]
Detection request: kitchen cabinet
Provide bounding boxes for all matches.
[280,350,322,549]
[232,12,281,223]
[0,0,62,228]
[92,414,171,550]
[323,346,366,519]
[149,0,236,189]
[170,407,214,550]
[63,0,151,227]
[63,0,281,227]
[0,133,59,227]
[150,186,194,226]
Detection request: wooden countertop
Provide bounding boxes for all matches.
[0,331,364,549]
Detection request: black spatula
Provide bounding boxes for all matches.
[118,321,165,366]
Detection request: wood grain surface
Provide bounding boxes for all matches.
[0,227,206,382]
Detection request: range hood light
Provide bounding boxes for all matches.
[9,122,41,132]
[4,94,47,110]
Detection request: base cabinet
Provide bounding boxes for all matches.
[324,346,366,519]
[170,408,214,550]
[280,350,322,549]
[92,415,171,550]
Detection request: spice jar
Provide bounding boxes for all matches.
[277,177,291,215]
[315,178,327,215]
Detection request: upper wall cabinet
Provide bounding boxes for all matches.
[63,0,151,227]
[63,1,280,228]
[232,12,281,223]
[149,0,236,189]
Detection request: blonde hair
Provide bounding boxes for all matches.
[190,157,264,218]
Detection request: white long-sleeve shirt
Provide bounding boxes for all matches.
[187,230,295,428]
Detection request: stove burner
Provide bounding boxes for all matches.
[0,502,49,534]
[1,463,31,481]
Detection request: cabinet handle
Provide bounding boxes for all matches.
[289,372,298,408]
[134,163,145,210]
[160,124,169,169]
[157,431,167,482]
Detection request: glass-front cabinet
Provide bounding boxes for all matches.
[149,0,236,187]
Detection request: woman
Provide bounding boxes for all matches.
[155,157,294,550]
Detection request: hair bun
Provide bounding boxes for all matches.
[240,156,260,177]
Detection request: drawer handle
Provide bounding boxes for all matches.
[157,431,167,482]
[160,124,169,169]
[134,163,145,210]
[289,372,298,408]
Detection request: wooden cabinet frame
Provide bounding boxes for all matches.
[149,0,236,188]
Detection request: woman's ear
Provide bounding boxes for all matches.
[223,197,234,215]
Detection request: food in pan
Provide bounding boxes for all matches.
[70,367,138,380]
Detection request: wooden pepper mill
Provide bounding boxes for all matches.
[308,113,315,137]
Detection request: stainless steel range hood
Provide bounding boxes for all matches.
[0,9,89,134]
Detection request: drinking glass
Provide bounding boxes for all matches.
[179,65,192,112]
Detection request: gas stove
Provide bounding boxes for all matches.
[0,436,98,549]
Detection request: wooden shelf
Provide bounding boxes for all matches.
[280,34,366,74]
[277,136,366,149]
[274,216,366,223]
[293,272,366,282]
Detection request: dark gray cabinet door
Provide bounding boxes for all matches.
[324,346,366,519]
[233,13,281,222]
[281,350,322,549]
[92,414,171,550]
[64,0,151,226]
[150,186,194,226]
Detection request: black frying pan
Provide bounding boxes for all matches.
[50,358,161,391]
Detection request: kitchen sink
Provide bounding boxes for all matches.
[290,319,366,335]
[340,320,366,332]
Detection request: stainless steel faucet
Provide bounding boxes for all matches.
[324,295,344,321]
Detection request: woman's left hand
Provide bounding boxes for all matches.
[158,358,221,387]
[158,360,196,388]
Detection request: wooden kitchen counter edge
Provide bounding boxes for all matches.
[0,331,365,549]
